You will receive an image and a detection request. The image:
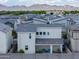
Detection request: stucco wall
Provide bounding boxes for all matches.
[0,31,8,53]
[18,32,36,54]
[36,27,62,38]
[71,38,79,52]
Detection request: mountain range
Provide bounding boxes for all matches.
[0,4,79,11]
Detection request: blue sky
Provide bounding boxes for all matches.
[0,0,79,7]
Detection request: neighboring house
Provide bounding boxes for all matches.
[20,14,65,24]
[70,24,79,52]
[22,18,48,24]
[0,23,13,53]
[47,10,64,15]
[0,15,21,29]
[17,24,64,54]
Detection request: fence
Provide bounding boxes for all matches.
[0,53,79,59]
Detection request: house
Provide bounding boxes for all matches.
[0,23,12,53]
[17,24,64,54]
[70,24,79,52]
[47,10,64,15]
[22,18,48,24]
[20,14,66,25]
[0,15,21,29]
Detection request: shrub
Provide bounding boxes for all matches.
[18,49,25,53]
[62,32,67,39]
[36,49,43,53]
[12,30,17,39]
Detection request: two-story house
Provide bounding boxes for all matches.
[0,23,12,53]
[17,24,64,54]
[70,24,79,52]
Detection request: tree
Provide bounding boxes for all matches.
[62,32,67,39]
[12,30,17,39]
[50,12,53,15]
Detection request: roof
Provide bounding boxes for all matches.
[0,15,19,19]
[44,15,62,21]
[0,18,17,24]
[70,24,79,31]
[17,24,64,32]
[24,18,48,24]
[0,23,12,33]
[36,38,63,44]
[0,15,20,25]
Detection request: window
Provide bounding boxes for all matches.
[29,33,31,39]
[36,32,39,35]
[47,22,50,24]
[72,32,73,38]
[47,32,49,35]
[40,32,42,35]
[25,45,28,50]
[43,32,46,35]
[53,45,61,53]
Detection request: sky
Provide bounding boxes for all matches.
[0,0,79,7]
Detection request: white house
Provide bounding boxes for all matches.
[17,24,64,54]
[70,24,79,52]
[0,23,12,53]
[0,15,21,30]
[19,14,65,25]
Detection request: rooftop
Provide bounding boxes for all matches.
[70,24,79,31]
[0,22,12,33]
[17,23,64,32]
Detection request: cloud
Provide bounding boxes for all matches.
[0,0,79,7]
[19,0,62,3]
[65,1,79,7]
[18,0,62,6]
[0,0,8,3]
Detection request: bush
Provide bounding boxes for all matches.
[62,32,67,39]
[12,30,17,39]
[36,49,43,53]
[18,49,25,53]
[53,49,61,53]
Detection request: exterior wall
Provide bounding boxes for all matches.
[36,27,62,38]
[18,32,36,54]
[6,30,13,51]
[71,38,79,52]
[70,31,79,52]
[0,31,8,53]
[73,32,79,39]
[0,30,12,53]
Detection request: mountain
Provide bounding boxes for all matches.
[0,4,79,11]
[27,4,79,11]
[0,4,7,7]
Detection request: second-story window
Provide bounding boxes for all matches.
[29,33,31,39]
[43,32,46,35]
[40,32,42,35]
[36,32,39,35]
[47,32,49,35]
